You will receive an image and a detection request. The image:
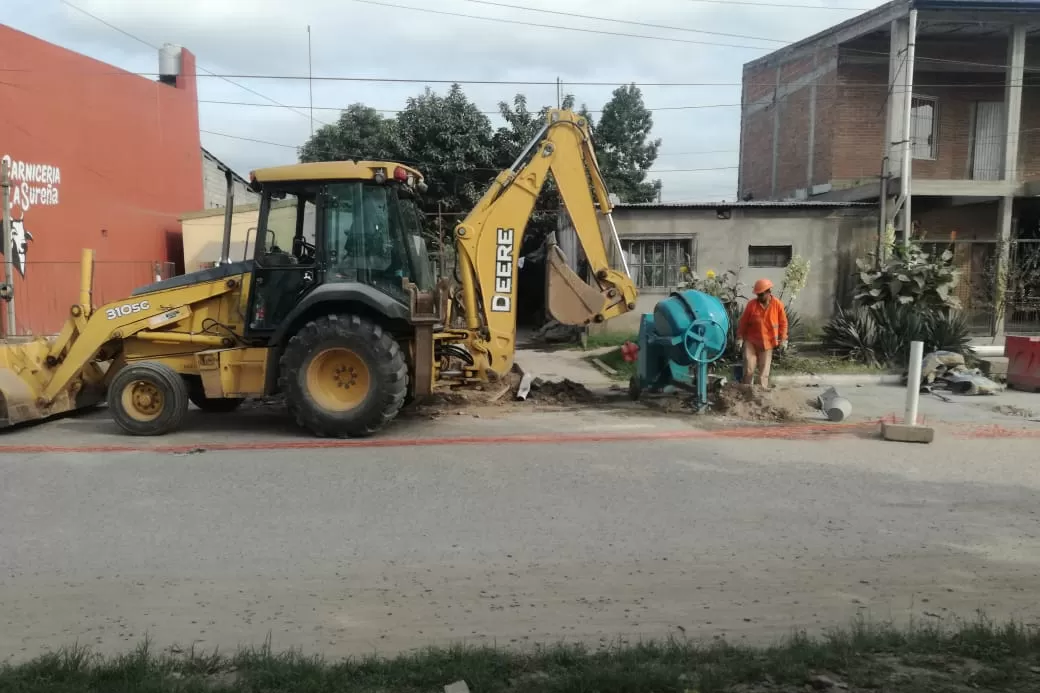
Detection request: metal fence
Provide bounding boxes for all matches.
[4,260,175,337]
[1007,239,1040,335]
[920,239,1040,336]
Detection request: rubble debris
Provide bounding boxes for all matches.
[915,350,1004,395]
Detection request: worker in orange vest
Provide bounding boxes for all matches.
[736,278,789,389]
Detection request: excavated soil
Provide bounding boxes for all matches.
[711,383,814,422]
[402,368,814,425]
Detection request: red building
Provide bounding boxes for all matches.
[0,25,203,336]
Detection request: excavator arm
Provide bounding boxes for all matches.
[453,109,638,378]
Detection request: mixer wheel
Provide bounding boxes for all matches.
[628,375,642,401]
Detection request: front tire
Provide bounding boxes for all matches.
[278,314,408,438]
[108,362,190,436]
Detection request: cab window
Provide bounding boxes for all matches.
[324,182,417,300]
[255,188,317,266]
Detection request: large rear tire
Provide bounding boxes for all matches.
[108,362,190,436]
[278,314,408,438]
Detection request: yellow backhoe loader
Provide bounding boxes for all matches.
[0,109,638,437]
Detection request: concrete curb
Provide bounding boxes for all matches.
[772,373,903,386]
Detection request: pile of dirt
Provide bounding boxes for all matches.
[711,383,812,422]
[524,378,602,405]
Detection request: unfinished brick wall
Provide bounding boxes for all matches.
[833,63,1007,184]
[915,200,999,241]
[742,33,1040,198]
[739,48,837,199]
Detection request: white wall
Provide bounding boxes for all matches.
[596,205,877,334]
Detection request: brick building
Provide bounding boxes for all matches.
[739,0,1040,334]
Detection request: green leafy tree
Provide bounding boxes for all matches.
[393,84,496,215]
[585,84,661,203]
[298,104,397,163]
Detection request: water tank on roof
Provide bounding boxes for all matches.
[158,44,183,85]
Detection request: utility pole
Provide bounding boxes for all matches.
[437,200,445,280]
[1,159,15,338]
[556,77,562,109]
[307,25,315,136]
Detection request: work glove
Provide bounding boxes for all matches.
[736,339,744,352]
[780,339,789,352]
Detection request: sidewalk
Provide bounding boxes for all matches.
[514,348,616,388]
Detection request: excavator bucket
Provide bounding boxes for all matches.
[0,249,107,430]
[545,243,608,325]
[0,339,81,428]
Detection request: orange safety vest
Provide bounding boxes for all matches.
[737,297,788,350]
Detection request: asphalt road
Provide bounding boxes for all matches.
[2,412,1040,660]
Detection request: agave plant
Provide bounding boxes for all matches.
[822,307,880,366]
[925,309,972,355]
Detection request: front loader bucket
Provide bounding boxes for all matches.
[545,243,609,325]
[0,339,100,429]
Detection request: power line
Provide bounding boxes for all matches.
[58,0,331,128]
[197,98,744,114]
[348,0,773,51]
[453,0,791,44]
[3,65,1033,90]
[682,0,869,10]
[201,130,299,149]
[199,130,739,174]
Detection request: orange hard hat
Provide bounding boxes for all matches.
[752,278,774,295]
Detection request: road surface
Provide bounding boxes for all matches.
[1,407,1039,660]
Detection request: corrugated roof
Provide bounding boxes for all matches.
[745,0,1040,70]
[614,200,873,209]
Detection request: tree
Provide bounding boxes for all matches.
[587,84,661,203]
[298,104,397,163]
[393,84,496,215]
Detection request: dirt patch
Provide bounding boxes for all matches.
[711,384,813,422]
[401,372,523,419]
[992,404,1037,419]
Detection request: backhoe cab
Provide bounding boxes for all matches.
[0,108,637,438]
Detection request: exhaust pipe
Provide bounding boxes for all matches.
[219,168,234,265]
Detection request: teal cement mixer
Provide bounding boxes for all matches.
[626,289,729,410]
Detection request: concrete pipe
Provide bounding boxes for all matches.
[817,386,852,423]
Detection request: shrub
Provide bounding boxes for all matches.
[855,244,960,310]
[823,305,972,367]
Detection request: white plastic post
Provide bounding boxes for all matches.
[904,340,924,426]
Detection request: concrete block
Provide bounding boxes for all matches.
[881,422,935,444]
[978,357,1009,379]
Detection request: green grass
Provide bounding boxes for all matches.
[588,346,884,382]
[585,345,637,380]
[4,618,1040,692]
[573,331,638,350]
[772,352,887,375]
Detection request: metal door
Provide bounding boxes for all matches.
[972,101,1005,181]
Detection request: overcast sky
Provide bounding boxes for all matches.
[4,0,887,201]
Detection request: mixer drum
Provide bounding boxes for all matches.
[652,290,730,366]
